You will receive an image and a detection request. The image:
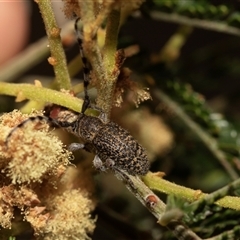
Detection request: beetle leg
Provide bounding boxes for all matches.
[98,111,108,123]
[93,155,106,172]
[105,159,115,169]
[68,143,85,152]
[75,18,91,114]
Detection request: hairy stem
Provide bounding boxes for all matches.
[143,172,240,211]
[36,0,71,90]
[0,82,82,112]
[78,1,121,117]
[97,9,121,117]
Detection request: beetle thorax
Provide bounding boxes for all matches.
[77,115,105,142]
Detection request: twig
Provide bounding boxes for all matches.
[152,88,239,180]
[115,170,202,240]
[19,54,83,113]
[149,11,240,37]
[143,172,240,211]
[77,1,106,99]
[205,226,240,240]
[98,9,121,116]
[189,177,240,211]
[36,0,71,90]
[0,82,82,112]
[78,1,121,117]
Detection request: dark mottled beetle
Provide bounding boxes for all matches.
[5,18,150,176]
[6,105,149,176]
[57,106,150,175]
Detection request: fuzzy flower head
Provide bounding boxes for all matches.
[1,110,72,184]
[27,189,96,240]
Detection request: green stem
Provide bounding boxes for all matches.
[77,3,121,117]
[77,0,106,105]
[36,0,71,90]
[143,172,203,202]
[20,54,83,113]
[78,0,95,24]
[143,172,240,211]
[205,227,240,240]
[0,82,82,112]
[97,9,121,116]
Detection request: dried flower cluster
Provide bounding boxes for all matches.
[2,110,71,184]
[0,110,96,239]
[114,68,152,107]
[62,0,81,18]
[30,189,96,240]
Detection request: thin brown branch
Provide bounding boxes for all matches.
[150,11,240,37]
[116,171,202,240]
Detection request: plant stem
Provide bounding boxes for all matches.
[36,0,71,90]
[77,2,121,117]
[117,171,201,240]
[143,172,240,211]
[0,82,82,113]
[150,11,240,37]
[97,9,121,116]
[77,1,106,106]
[205,227,240,240]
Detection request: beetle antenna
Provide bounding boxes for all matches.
[74,18,91,113]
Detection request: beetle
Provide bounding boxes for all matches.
[6,104,149,176]
[57,105,150,175]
